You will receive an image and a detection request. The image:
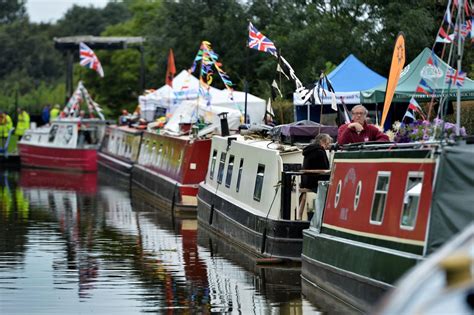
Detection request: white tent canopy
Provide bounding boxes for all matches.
[162,98,242,136]
[139,70,266,124]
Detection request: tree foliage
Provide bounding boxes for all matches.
[0,0,472,119]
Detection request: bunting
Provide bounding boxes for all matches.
[189,41,234,102]
[416,79,434,95]
[407,97,427,120]
[64,81,104,120]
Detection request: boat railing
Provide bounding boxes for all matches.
[281,168,331,221]
[340,140,444,151]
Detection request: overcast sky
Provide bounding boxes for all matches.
[26,0,110,23]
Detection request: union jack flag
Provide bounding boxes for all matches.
[445,68,466,87]
[79,42,104,77]
[248,22,277,57]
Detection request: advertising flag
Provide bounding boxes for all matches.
[380,33,405,128]
[165,48,176,87]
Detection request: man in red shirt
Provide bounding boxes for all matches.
[338,105,389,145]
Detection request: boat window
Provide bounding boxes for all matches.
[178,148,183,167]
[225,155,235,188]
[236,158,244,192]
[64,125,73,144]
[253,164,265,201]
[150,142,156,164]
[48,125,58,143]
[209,150,218,180]
[334,180,342,208]
[400,172,424,229]
[370,172,391,224]
[217,152,227,184]
[354,181,362,210]
[157,143,163,166]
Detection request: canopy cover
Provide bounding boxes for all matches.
[139,70,266,124]
[294,54,386,105]
[361,48,474,103]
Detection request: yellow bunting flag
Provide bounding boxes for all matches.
[380,33,405,128]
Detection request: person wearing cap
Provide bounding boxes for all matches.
[50,104,61,121]
[15,108,30,140]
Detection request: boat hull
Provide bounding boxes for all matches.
[131,164,198,214]
[301,230,391,311]
[19,143,97,172]
[197,183,309,261]
[97,151,133,178]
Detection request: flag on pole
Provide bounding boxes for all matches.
[271,80,283,99]
[445,68,466,87]
[436,27,455,43]
[407,97,426,120]
[165,48,176,87]
[79,42,104,77]
[266,98,275,117]
[248,22,277,57]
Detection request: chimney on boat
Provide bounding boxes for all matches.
[218,112,230,137]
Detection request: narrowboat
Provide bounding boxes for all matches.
[131,102,242,214]
[18,118,107,172]
[197,133,331,261]
[301,140,474,311]
[131,131,212,214]
[98,125,143,177]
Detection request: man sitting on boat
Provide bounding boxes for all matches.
[337,105,389,145]
[298,133,332,220]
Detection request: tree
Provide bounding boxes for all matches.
[0,0,26,24]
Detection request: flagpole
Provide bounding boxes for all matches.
[244,37,250,125]
[455,0,463,135]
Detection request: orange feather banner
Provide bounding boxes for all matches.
[381,33,405,128]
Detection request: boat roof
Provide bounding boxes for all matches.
[213,134,301,155]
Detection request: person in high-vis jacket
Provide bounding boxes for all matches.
[0,111,13,138]
[50,104,61,121]
[15,108,30,140]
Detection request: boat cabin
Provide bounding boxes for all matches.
[21,119,106,149]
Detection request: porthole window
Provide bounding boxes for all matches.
[354,181,362,210]
[334,180,342,208]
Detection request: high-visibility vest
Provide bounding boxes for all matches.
[50,108,60,121]
[0,114,13,137]
[15,111,30,136]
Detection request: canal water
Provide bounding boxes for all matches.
[0,168,358,314]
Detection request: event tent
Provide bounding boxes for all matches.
[139,70,266,124]
[360,48,474,103]
[293,54,386,122]
[294,54,386,105]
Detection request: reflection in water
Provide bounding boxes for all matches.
[0,169,336,314]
